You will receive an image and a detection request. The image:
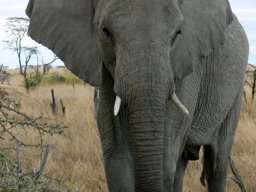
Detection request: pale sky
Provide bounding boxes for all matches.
[0,0,255,69]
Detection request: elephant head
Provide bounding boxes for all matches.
[26,0,233,191]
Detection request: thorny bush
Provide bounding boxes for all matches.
[0,88,71,191]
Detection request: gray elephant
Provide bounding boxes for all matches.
[26,0,249,191]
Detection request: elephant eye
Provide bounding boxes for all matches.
[102,27,113,42]
[171,30,182,46]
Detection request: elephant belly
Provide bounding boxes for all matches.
[187,16,248,146]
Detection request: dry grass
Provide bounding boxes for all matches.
[1,69,255,191]
[17,84,106,191]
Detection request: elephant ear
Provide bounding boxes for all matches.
[26,0,102,87]
[171,0,233,79]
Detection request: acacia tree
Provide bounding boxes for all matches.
[23,46,39,78]
[3,17,38,75]
[42,55,59,75]
[3,17,59,75]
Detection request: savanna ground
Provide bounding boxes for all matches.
[1,68,255,192]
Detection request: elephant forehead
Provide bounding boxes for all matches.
[96,0,182,25]
[95,0,183,41]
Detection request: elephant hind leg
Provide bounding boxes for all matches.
[202,144,230,192]
[202,92,243,192]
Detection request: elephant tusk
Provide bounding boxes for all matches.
[114,96,121,116]
[171,93,189,115]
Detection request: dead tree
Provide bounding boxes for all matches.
[252,70,256,102]
[244,64,256,103]
[50,89,56,114]
[42,55,58,75]
[60,99,66,115]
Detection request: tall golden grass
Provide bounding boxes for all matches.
[2,70,256,192]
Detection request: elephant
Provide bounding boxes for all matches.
[26,0,249,191]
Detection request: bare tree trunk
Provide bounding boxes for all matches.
[18,52,23,75]
[252,70,256,103]
[50,89,56,114]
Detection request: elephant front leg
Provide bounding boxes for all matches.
[173,153,188,192]
[95,88,134,192]
[164,109,190,192]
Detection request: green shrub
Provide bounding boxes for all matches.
[41,70,83,85]
[62,70,84,85]
[46,72,66,84]
[24,71,43,90]
[24,70,84,88]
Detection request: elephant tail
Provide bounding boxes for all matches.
[229,157,247,192]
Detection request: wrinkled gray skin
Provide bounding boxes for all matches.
[26,0,249,191]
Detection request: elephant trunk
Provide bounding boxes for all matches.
[127,89,167,192]
[124,63,171,191]
[115,42,174,191]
